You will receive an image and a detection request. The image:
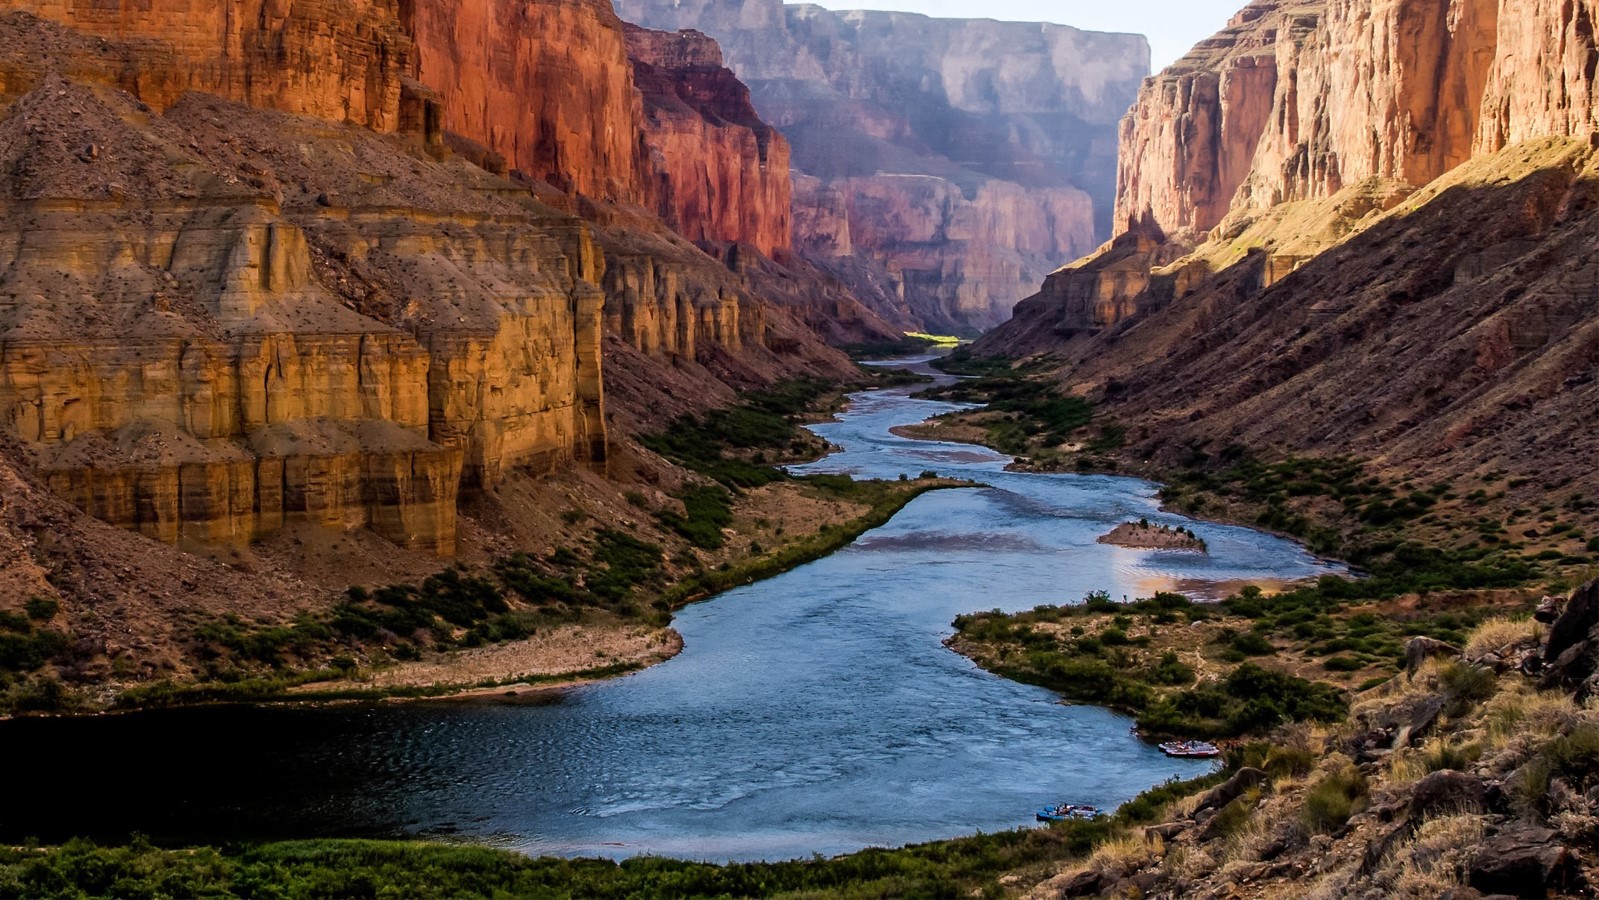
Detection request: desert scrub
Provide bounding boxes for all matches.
[920,363,1093,456]
[640,379,840,486]
[954,594,1346,739]
[1301,765,1369,833]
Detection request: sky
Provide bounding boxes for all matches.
[809,0,1247,72]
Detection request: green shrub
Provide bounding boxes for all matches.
[1439,662,1497,717]
[1263,746,1317,780]
[1231,630,1277,656]
[23,597,59,621]
[1301,767,1368,833]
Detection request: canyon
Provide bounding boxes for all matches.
[977,0,1599,511]
[614,0,1150,332]
[0,0,899,677]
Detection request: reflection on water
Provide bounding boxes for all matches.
[0,357,1338,862]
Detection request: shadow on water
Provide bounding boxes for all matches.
[0,356,1339,862]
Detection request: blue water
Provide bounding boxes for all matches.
[0,357,1336,862]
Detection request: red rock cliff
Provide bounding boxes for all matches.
[401,0,647,201]
[3,0,413,130]
[625,25,792,257]
[1117,0,1512,240]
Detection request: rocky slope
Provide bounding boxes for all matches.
[976,0,1599,512]
[1027,586,1598,899]
[0,0,889,688]
[614,0,1149,332]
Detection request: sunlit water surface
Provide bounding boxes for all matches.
[0,357,1337,862]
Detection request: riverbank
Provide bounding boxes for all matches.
[0,369,963,718]
[40,475,966,716]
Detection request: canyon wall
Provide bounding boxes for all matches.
[615,0,1149,332]
[0,2,876,561]
[976,0,1599,508]
[1113,0,1527,242]
[2,0,414,130]
[402,0,646,202]
[0,11,608,556]
[625,24,792,258]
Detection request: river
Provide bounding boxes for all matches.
[0,357,1337,862]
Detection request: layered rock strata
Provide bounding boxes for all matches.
[615,0,1150,331]
[625,24,792,257]
[0,12,609,556]
[976,0,1599,509]
[2,0,414,131]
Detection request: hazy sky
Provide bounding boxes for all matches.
[809,0,1246,71]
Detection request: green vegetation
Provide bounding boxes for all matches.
[659,479,953,608]
[640,379,836,487]
[952,592,1346,739]
[0,769,1227,900]
[922,361,1095,456]
[1219,581,1512,673]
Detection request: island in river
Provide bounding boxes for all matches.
[1098,520,1208,552]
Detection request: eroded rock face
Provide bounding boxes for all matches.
[1116,0,1516,242]
[0,13,609,555]
[625,25,792,257]
[5,0,413,131]
[403,0,645,202]
[615,0,1149,332]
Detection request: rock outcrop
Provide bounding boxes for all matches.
[975,0,1599,519]
[1115,0,1502,242]
[2,0,415,131]
[0,30,610,555]
[625,25,791,257]
[402,0,646,204]
[615,0,1150,332]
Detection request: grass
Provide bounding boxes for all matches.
[1300,765,1368,833]
[0,770,1226,899]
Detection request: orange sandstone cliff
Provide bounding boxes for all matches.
[0,0,873,570]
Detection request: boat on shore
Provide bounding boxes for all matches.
[1158,740,1221,759]
[1036,803,1101,822]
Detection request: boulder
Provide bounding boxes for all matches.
[1535,595,1566,624]
[1059,868,1104,897]
[1409,770,1488,818]
[1406,636,1462,673]
[1467,827,1581,897]
[1194,766,1268,814]
[1544,580,1599,667]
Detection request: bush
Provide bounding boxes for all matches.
[1231,630,1277,656]
[1439,662,1497,717]
[655,485,735,549]
[1301,766,1368,833]
[23,597,59,621]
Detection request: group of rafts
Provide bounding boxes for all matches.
[1036,740,1221,822]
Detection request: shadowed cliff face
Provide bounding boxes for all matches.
[625,25,792,257]
[614,0,1150,333]
[974,0,1599,514]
